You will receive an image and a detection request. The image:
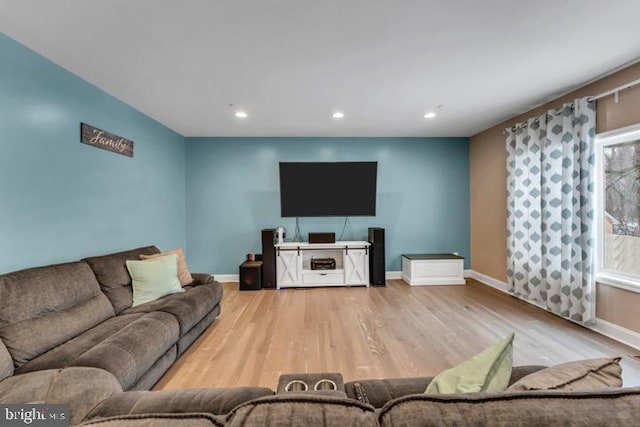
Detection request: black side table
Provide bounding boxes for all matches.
[239,260,262,291]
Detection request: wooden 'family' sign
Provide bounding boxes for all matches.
[80,123,134,157]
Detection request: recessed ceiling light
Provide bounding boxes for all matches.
[423,111,437,119]
[332,112,345,119]
[235,111,248,118]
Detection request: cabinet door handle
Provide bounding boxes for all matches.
[320,273,327,276]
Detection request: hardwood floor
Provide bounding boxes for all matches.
[154,279,640,390]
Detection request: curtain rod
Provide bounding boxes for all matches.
[588,77,640,102]
[506,105,576,133]
[502,77,640,134]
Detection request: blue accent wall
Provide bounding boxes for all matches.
[0,34,186,273]
[0,33,470,276]
[186,137,470,273]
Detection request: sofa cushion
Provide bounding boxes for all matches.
[176,305,220,356]
[122,282,222,335]
[126,255,184,307]
[378,388,640,427]
[17,314,143,374]
[87,387,274,420]
[225,394,377,427]
[84,246,160,313]
[129,345,178,391]
[0,261,115,367]
[17,312,180,391]
[78,414,224,427]
[507,357,622,392]
[0,367,122,426]
[0,339,13,380]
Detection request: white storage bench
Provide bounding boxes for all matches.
[401,253,465,286]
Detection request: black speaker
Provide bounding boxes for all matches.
[239,261,262,291]
[368,227,386,287]
[261,229,277,289]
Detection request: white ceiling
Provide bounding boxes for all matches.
[2,0,640,137]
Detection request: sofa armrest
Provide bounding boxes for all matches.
[0,367,122,425]
[225,394,376,426]
[190,273,217,287]
[344,366,549,408]
[345,377,431,408]
[85,387,274,421]
[378,387,640,427]
[78,413,224,427]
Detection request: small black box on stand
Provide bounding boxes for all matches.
[239,260,262,291]
[309,232,336,244]
[311,258,336,270]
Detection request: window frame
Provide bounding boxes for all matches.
[595,122,640,293]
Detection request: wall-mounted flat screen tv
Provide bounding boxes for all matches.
[279,161,378,217]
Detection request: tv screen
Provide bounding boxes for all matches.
[279,162,377,217]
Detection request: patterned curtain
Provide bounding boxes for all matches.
[506,98,596,324]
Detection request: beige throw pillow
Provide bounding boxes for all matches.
[141,247,193,286]
[507,357,622,392]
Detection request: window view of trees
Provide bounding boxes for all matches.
[603,139,640,276]
[605,140,640,235]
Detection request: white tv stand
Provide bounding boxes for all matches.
[275,241,370,289]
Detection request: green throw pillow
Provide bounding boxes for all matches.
[126,254,184,307]
[425,332,514,394]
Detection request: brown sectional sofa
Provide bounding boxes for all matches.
[2,246,640,426]
[74,367,640,426]
[0,246,222,391]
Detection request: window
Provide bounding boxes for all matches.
[596,123,640,291]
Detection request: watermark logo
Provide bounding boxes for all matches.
[0,405,68,427]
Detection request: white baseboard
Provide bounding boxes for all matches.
[385,271,402,280]
[213,274,239,282]
[591,318,640,351]
[467,270,640,351]
[465,270,509,292]
[402,275,466,285]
